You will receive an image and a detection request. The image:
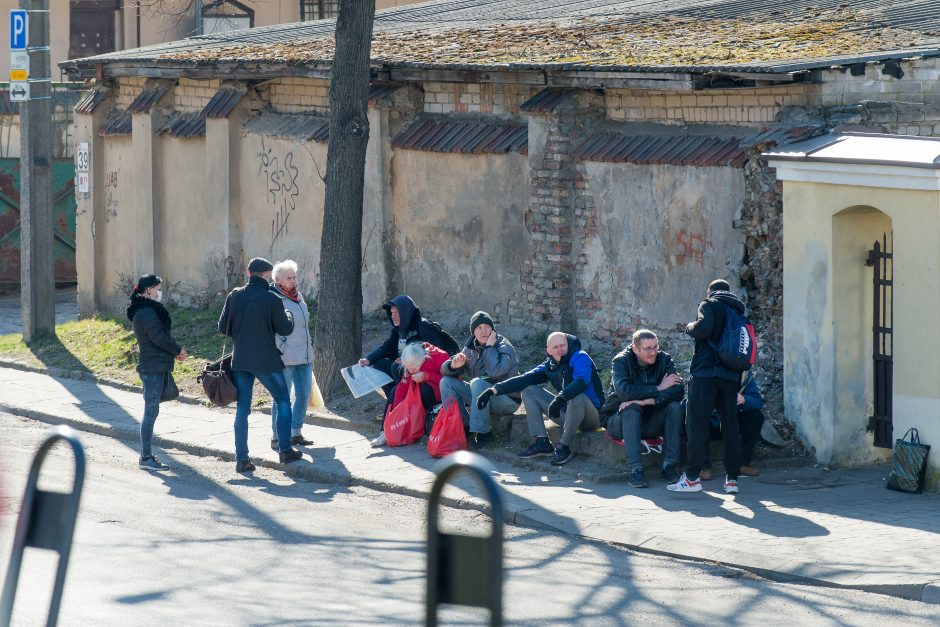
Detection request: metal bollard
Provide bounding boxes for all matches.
[0,426,86,627]
[426,450,504,627]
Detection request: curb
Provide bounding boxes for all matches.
[4,399,938,605]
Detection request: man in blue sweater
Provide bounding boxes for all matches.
[477,332,604,465]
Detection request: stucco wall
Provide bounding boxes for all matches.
[96,137,136,311]
[387,149,530,315]
[576,162,746,336]
[782,179,940,489]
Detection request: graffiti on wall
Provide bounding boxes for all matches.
[257,138,301,250]
[105,170,119,222]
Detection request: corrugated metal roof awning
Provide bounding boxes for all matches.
[158,112,206,138]
[99,110,132,137]
[243,112,330,142]
[570,132,746,167]
[391,118,527,154]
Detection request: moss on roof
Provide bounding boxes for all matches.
[159,11,930,68]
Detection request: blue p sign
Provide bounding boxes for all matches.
[10,9,27,50]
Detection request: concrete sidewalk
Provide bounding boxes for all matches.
[2,365,939,604]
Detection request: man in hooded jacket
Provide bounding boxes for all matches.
[477,332,604,466]
[358,294,459,407]
[668,279,749,495]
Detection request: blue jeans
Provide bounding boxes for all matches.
[233,370,292,459]
[139,372,165,458]
[438,376,519,434]
[271,363,313,438]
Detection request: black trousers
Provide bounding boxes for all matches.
[373,357,405,411]
[704,408,765,469]
[685,376,741,480]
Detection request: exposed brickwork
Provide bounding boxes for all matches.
[818,58,940,108]
[269,77,330,114]
[606,84,817,126]
[115,77,147,109]
[423,81,541,115]
[174,78,221,112]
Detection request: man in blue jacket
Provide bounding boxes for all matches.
[477,332,604,465]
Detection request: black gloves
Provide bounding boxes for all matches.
[476,387,497,410]
[548,395,567,419]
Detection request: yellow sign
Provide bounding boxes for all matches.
[9,69,27,81]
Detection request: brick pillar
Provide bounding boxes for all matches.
[513,91,603,332]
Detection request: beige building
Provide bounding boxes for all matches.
[0,0,421,81]
[768,133,940,490]
[60,0,940,486]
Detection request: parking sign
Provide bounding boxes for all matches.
[10,10,27,50]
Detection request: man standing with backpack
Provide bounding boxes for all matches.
[669,279,753,495]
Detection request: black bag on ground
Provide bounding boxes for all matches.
[197,353,238,407]
[160,372,180,403]
[886,428,931,494]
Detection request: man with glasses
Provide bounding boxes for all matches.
[605,329,684,488]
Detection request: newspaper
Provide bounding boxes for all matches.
[340,364,394,399]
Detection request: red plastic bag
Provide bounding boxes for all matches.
[384,381,426,447]
[428,399,467,458]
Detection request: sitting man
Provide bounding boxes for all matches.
[477,332,603,466]
[439,311,520,450]
[358,294,459,410]
[699,369,765,480]
[604,329,684,488]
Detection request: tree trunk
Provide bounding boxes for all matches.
[313,0,376,399]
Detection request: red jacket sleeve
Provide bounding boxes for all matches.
[423,344,449,401]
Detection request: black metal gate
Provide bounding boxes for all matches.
[865,233,893,448]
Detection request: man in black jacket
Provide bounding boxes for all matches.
[477,332,604,466]
[358,294,459,408]
[668,279,747,495]
[218,257,301,472]
[606,330,684,488]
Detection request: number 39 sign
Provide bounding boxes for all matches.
[75,142,90,193]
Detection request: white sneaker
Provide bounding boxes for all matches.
[370,432,386,447]
[724,476,739,494]
[667,472,703,493]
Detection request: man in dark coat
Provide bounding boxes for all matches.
[477,332,604,466]
[358,294,459,406]
[668,279,748,495]
[605,330,684,488]
[218,257,301,472]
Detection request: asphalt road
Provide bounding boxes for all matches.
[1,413,937,626]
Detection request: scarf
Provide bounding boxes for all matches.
[275,283,301,302]
[126,294,171,329]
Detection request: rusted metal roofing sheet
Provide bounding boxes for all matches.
[570,132,746,167]
[75,89,107,114]
[159,112,206,138]
[98,110,132,137]
[202,88,245,118]
[242,112,330,142]
[391,118,527,154]
[126,81,170,114]
[520,88,577,113]
[368,84,401,105]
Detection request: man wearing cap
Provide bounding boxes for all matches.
[218,257,302,472]
[439,311,521,449]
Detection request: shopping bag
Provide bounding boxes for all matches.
[384,381,426,447]
[428,399,467,458]
[160,372,180,403]
[886,428,931,494]
[197,353,238,407]
[309,371,325,409]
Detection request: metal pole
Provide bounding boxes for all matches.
[19,0,54,341]
[194,0,203,35]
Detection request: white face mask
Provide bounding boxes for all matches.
[153,290,162,303]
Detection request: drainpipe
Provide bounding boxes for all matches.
[135,0,140,47]
[194,0,203,35]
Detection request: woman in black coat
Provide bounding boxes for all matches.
[126,274,187,470]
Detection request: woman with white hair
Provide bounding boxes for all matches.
[371,341,449,447]
[270,259,315,449]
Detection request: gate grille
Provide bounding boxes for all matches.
[865,233,893,448]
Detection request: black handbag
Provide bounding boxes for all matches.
[197,310,238,407]
[886,428,931,494]
[160,372,180,403]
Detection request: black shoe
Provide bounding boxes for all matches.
[661,464,679,484]
[291,435,314,446]
[550,444,574,466]
[517,437,554,459]
[270,438,279,452]
[235,459,256,473]
[628,468,649,488]
[470,431,493,450]
[279,449,303,464]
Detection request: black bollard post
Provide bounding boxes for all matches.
[426,450,504,627]
[0,426,86,627]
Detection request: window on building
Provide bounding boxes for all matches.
[301,0,340,21]
[69,0,119,59]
